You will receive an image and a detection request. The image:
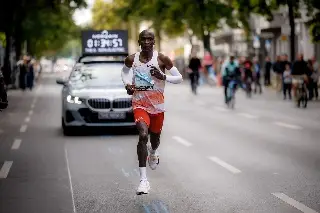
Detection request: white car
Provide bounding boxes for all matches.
[56,57,135,135]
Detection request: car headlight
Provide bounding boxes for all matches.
[67,95,83,104]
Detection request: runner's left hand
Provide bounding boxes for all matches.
[150,66,166,80]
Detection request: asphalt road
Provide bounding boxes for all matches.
[1,73,320,213]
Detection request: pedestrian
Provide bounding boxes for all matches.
[264,56,272,86]
[0,67,8,110]
[26,56,35,90]
[202,50,215,83]
[307,59,318,100]
[272,55,283,92]
[283,64,292,100]
[18,55,29,91]
[253,57,262,94]
[291,54,309,100]
[121,30,183,195]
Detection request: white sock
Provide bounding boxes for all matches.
[139,167,147,181]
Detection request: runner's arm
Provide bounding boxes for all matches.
[121,55,134,86]
[159,53,183,84]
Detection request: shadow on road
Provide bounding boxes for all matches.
[59,126,138,137]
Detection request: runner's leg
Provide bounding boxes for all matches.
[134,109,151,194]
[148,112,164,170]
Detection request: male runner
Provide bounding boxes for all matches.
[121,30,183,195]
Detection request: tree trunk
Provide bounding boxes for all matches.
[202,26,211,54]
[14,29,22,61]
[155,28,161,52]
[288,0,295,62]
[4,29,12,85]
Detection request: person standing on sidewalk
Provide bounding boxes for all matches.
[264,56,272,86]
[283,64,292,100]
[253,57,262,94]
[272,55,283,92]
[0,67,8,110]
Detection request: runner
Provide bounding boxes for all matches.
[121,30,183,195]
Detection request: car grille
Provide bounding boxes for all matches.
[87,98,111,109]
[78,108,134,123]
[113,98,132,109]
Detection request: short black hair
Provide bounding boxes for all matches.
[139,30,155,40]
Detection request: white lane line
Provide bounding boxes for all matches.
[64,148,77,213]
[274,122,302,130]
[20,125,28,133]
[208,156,241,174]
[11,139,22,150]
[272,193,319,213]
[237,113,258,119]
[214,106,228,112]
[121,168,130,177]
[25,117,31,123]
[28,110,33,115]
[172,136,193,147]
[0,161,13,178]
[31,104,35,109]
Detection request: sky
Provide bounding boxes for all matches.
[73,0,114,26]
[73,0,95,26]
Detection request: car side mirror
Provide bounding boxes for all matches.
[56,78,67,85]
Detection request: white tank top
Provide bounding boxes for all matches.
[132,51,165,114]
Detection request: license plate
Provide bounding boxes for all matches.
[98,112,126,119]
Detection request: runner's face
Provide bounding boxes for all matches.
[139,33,154,52]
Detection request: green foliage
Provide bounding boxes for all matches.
[92,0,128,30]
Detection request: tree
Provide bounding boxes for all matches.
[0,0,86,84]
[164,0,235,53]
[91,0,127,30]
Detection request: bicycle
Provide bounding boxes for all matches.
[295,78,308,108]
[226,79,237,109]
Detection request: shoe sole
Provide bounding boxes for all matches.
[136,191,149,195]
[136,186,150,195]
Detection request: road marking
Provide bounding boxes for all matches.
[172,136,192,147]
[214,106,228,112]
[12,139,22,150]
[64,148,76,213]
[274,122,302,130]
[121,168,130,177]
[20,125,28,133]
[31,104,35,109]
[208,156,241,174]
[28,110,33,115]
[0,161,13,178]
[237,113,258,119]
[272,193,318,213]
[25,117,30,123]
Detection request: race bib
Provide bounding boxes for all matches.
[134,72,155,91]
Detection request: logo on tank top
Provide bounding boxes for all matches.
[134,62,156,91]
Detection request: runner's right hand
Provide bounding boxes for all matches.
[125,84,135,95]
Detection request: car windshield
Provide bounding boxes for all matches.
[69,63,124,88]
